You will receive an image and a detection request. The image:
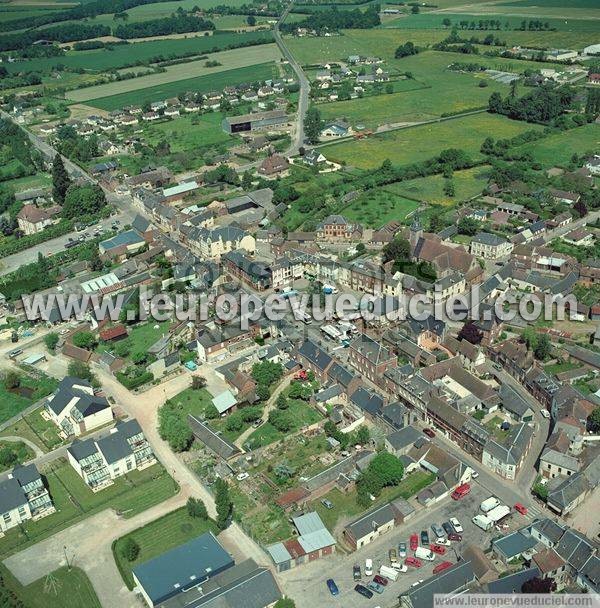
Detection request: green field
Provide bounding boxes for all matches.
[0,440,34,471]
[341,190,419,227]
[325,112,544,169]
[112,507,218,589]
[5,31,275,75]
[67,43,281,102]
[514,124,600,168]
[84,61,278,110]
[0,371,58,425]
[0,460,178,557]
[384,166,491,205]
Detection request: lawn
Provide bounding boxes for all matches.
[112,507,218,589]
[0,370,58,425]
[484,415,510,441]
[311,470,435,532]
[66,44,281,102]
[0,459,178,557]
[324,113,544,170]
[126,320,171,354]
[4,30,274,75]
[4,565,101,608]
[85,62,278,110]
[168,387,215,419]
[544,361,579,376]
[0,440,34,472]
[341,190,419,228]
[0,406,63,452]
[243,399,323,449]
[514,124,600,169]
[384,166,491,205]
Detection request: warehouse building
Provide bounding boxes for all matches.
[222,110,288,134]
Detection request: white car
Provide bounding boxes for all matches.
[411,580,424,587]
[365,558,373,576]
[236,472,249,481]
[435,538,451,546]
[450,517,463,533]
[471,470,479,479]
[541,409,550,419]
[393,563,408,573]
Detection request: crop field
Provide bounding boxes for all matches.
[514,124,600,168]
[325,112,544,169]
[447,0,600,20]
[4,31,274,75]
[317,50,560,128]
[83,61,278,110]
[66,44,281,102]
[384,166,491,205]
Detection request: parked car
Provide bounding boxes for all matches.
[431,544,447,555]
[442,522,454,535]
[252,419,264,428]
[236,472,249,481]
[411,579,424,587]
[367,581,385,595]
[7,349,22,359]
[373,574,388,586]
[326,579,339,596]
[410,533,419,551]
[405,557,422,568]
[449,517,463,533]
[423,428,436,438]
[514,502,528,515]
[353,564,361,581]
[354,584,373,599]
[448,532,463,542]
[420,530,429,546]
[398,542,407,558]
[431,523,445,538]
[321,499,334,510]
[471,470,479,479]
[388,548,397,564]
[365,558,373,576]
[433,561,454,575]
[541,409,550,419]
[435,538,450,546]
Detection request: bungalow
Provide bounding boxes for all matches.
[67,419,156,491]
[45,377,113,438]
[320,122,349,138]
[99,230,146,259]
[188,415,241,460]
[550,189,581,205]
[563,229,594,246]
[0,464,55,533]
[343,502,401,550]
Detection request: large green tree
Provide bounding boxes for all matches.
[62,184,107,219]
[51,153,71,204]
[214,478,232,530]
[304,106,322,144]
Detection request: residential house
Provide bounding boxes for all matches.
[315,215,362,241]
[258,154,289,178]
[481,423,534,480]
[347,334,397,386]
[16,204,61,235]
[45,377,113,438]
[470,232,513,260]
[67,419,156,491]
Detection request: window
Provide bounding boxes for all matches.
[3,513,11,523]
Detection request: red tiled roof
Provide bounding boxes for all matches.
[275,487,310,508]
[99,324,128,341]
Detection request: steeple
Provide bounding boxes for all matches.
[409,211,423,251]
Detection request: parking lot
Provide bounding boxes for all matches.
[278,482,527,608]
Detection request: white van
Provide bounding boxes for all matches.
[415,547,435,561]
[379,565,399,581]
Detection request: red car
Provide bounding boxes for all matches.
[431,544,447,555]
[410,533,419,551]
[423,428,436,438]
[451,483,471,500]
[373,575,388,586]
[448,533,462,542]
[433,561,454,575]
[405,557,422,568]
[514,502,528,515]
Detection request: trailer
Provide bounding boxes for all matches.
[480,496,500,513]
[472,514,493,531]
[379,565,399,582]
[321,324,342,340]
[487,504,511,523]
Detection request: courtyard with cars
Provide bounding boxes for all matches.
[279,481,534,608]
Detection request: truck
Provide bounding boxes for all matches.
[472,514,494,531]
[487,504,511,524]
[321,324,342,341]
[480,496,500,513]
[451,483,470,500]
[379,565,399,582]
[415,547,435,561]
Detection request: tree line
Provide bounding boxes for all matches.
[488,86,575,124]
[281,5,381,34]
[0,24,111,53]
[114,14,215,39]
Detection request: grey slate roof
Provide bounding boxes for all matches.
[402,560,476,606]
[68,438,99,462]
[487,567,540,594]
[0,477,27,513]
[349,387,384,416]
[345,502,396,540]
[386,426,422,451]
[12,464,40,487]
[97,430,132,465]
[188,415,240,460]
[297,339,332,372]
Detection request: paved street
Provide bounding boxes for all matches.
[278,482,533,608]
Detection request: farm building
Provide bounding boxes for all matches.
[222,110,288,134]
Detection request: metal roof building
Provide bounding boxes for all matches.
[133,532,234,607]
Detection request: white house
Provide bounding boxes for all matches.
[67,419,156,491]
[45,377,114,438]
[0,464,55,533]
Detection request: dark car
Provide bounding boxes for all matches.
[367,581,385,595]
[353,564,361,581]
[373,574,388,586]
[420,530,429,546]
[442,521,454,535]
[326,579,339,596]
[448,532,463,542]
[423,428,436,438]
[354,584,373,599]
